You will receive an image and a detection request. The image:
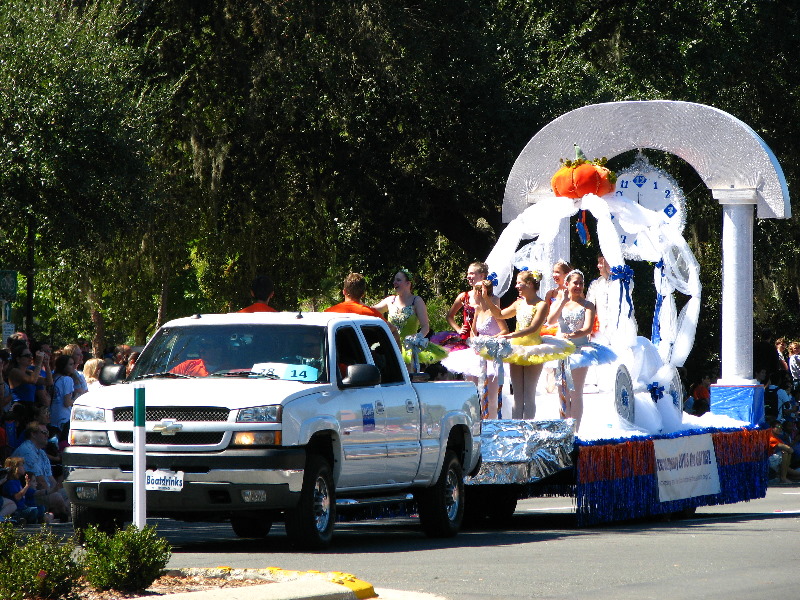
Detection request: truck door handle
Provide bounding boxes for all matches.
[406,399,416,413]
[375,400,385,414]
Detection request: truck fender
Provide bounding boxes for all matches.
[425,411,477,486]
[297,417,343,481]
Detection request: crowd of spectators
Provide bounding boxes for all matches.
[684,373,712,416]
[680,338,800,484]
[0,331,134,525]
[765,338,800,484]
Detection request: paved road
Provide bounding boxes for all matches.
[148,486,800,599]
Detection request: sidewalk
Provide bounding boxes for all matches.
[163,568,448,600]
[14,523,447,600]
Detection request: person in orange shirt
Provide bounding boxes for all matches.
[768,420,800,484]
[325,273,400,342]
[171,344,229,377]
[238,275,277,313]
[325,273,386,319]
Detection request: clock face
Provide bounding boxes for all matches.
[612,154,686,260]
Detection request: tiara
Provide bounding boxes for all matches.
[565,269,584,281]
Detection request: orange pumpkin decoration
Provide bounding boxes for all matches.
[551,145,616,199]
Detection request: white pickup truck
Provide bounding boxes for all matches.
[63,312,481,548]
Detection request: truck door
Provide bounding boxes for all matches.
[333,324,386,489]
[361,324,421,484]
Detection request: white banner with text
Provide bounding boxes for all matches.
[653,434,720,502]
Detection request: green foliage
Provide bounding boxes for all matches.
[2,0,800,377]
[0,0,172,351]
[0,522,82,600]
[426,296,454,334]
[82,524,172,592]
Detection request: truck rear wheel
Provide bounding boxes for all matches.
[284,454,335,549]
[231,514,273,538]
[416,450,464,538]
[485,486,518,526]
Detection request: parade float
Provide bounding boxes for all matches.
[465,100,788,525]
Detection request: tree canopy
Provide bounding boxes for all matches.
[1,0,798,381]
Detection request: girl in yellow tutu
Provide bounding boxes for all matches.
[481,269,574,419]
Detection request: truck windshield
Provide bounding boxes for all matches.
[129,324,328,383]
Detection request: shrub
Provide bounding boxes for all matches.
[0,522,82,600]
[82,524,172,592]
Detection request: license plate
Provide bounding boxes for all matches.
[145,469,184,492]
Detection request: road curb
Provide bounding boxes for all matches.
[175,567,376,599]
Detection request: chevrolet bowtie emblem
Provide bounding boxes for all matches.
[152,419,183,436]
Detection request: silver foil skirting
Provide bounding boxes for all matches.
[467,419,575,485]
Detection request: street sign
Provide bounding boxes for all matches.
[0,271,17,301]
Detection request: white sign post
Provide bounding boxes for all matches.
[132,384,146,528]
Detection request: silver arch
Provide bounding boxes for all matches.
[499,100,790,385]
[503,100,790,222]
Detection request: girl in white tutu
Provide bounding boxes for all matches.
[481,269,575,420]
[441,279,508,418]
[547,269,617,430]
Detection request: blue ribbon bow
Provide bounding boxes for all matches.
[647,382,665,402]
[651,259,666,344]
[487,272,498,287]
[651,293,664,345]
[610,264,634,325]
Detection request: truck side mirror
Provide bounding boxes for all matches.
[99,364,127,386]
[341,364,381,388]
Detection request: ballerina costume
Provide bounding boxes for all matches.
[558,305,616,369]
[480,302,575,366]
[388,296,448,364]
[441,313,506,377]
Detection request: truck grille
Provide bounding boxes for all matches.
[112,407,230,422]
[114,431,225,445]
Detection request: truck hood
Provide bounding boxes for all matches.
[75,379,331,410]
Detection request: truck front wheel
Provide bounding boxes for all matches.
[284,455,336,549]
[71,504,124,540]
[416,450,464,538]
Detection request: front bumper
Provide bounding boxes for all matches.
[63,446,305,513]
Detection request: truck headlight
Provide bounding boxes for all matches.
[237,405,281,423]
[232,431,281,446]
[72,406,106,423]
[69,430,110,447]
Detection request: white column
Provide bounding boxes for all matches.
[713,189,757,383]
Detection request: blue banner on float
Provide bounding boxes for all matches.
[710,384,764,426]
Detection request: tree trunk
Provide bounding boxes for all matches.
[87,282,106,360]
[25,211,35,337]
